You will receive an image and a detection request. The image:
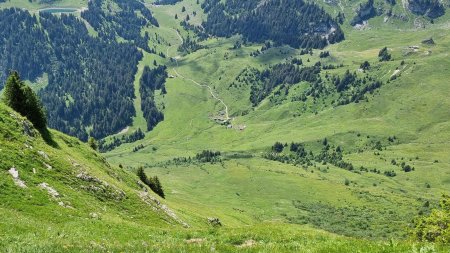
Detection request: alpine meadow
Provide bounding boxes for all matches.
[0,0,449,252]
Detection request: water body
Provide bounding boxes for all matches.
[39,8,78,14]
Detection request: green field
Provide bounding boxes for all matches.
[0,0,87,11]
[106,0,450,242]
[1,0,450,251]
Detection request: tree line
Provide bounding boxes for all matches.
[0,7,158,141]
[81,0,159,52]
[98,128,145,153]
[137,167,165,198]
[140,65,168,131]
[200,0,344,49]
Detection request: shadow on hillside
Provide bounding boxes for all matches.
[39,128,59,149]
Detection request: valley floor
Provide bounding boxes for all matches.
[1,0,450,251]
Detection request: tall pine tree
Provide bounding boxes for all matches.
[2,71,47,130]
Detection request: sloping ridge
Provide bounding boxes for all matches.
[0,103,188,240]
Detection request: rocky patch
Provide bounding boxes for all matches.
[139,191,189,228]
[8,167,27,188]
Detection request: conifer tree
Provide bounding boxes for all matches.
[88,137,98,150]
[2,71,47,130]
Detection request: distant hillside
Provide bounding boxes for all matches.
[199,0,345,49]
[318,0,447,28]
[0,0,161,141]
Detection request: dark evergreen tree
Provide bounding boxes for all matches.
[140,66,168,131]
[272,142,284,153]
[88,137,98,151]
[378,47,392,61]
[2,71,47,130]
[360,61,371,70]
[136,167,165,198]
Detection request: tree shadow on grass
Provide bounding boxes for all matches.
[39,127,60,149]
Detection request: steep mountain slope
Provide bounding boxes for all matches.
[3,101,441,252]
[0,103,190,251]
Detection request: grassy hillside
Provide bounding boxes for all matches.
[0,0,87,11]
[0,102,186,251]
[104,0,450,242]
[1,0,449,250]
[3,101,446,252]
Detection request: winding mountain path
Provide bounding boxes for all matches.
[168,29,230,121]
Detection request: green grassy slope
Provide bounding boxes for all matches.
[2,101,443,252]
[0,0,87,11]
[104,0,450,241]
[1,0,449,250]
[0,102,189,251]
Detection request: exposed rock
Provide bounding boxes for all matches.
[22,119,36,138]
[207,217,222,226]
[39,182,60,198]
[8,168,19,178]
[136,180,148,192]
[139,191,190,228]
[354,21,370,30]
[237,240,257,248]
[185,238,206,244]
[77,171,102,183]
[8,167,27,188]
[58,201,73,209]
[407,0,445,18]
[80,179,126,201]
[391,69,401,78]
[351,0,377,26]
[89,212,101,220]
[414,17,426,29]
[422,37,435,45]
[38,150,49,160]
[43,162,53,170]
[68,158,82,168]
[9,113,37,138]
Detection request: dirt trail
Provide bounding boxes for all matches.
[168,29,230,121]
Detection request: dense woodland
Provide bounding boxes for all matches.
[0,9,49,84]
[351,0,377,26]
[81,0,158,52]
[177,35,207,54]
[0,2,161,141]
[200,0,345,49]
[407,0,446,18]
[248,63,321,106]
[232,59,385,109]
[98,128,145,153]
[140,66,167,131]
[39,12,142,140]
